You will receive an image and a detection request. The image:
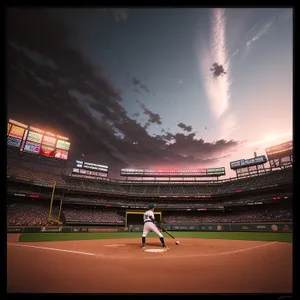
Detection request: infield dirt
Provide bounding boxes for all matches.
[7,234,292,293]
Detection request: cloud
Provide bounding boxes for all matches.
[6,8,242,175]
[113,9,128,22]
[218,112,240,140]
[246,18,275,47]
[140,103,162,125]
[162,132,240,159]
[177,122,193,133]
[280,9,293,21]
[228,48,239,61]
[132,76,150,93]
[199,9,233,122]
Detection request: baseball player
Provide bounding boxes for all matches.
[142,203,168,250]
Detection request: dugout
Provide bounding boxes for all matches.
[125,210,162,227]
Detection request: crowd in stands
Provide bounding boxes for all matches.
[7,164,66,186]
[7,163,292,196]
[163,205,292,223]
[7,198,291,226]
[7,198,124,226]
[7,202,49,226]
[63,193,290,208]
[64,168,292,195]
[63,206,124,223]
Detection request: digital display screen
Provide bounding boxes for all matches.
[27,131,43,144]
[72,168,107,177]
[23,141,40,154]
[42,135,57,147]
[230,160,241,169]
[56,140,70,151]
[7,136,22,148]
[7,120,71,161]
[40,145,55,157]
[9,125,25,139]
[265,141,292,160]
[8,123,11,135]
[71,173,105,180]
[206,167,226,175]
[83,164,108,172]
[54,149,69,160]
[120,168,223,177]
[230,155,267,170]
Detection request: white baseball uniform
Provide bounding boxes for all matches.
[142,210,163,238]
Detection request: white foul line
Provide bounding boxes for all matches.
[168,241,277,259]
[7,241,277,259]
[7,243,105,257]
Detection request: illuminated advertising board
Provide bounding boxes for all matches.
[54,149,69,160]
[7,136,22,148]
[42,135,57,147]
[230,155,268,170]
[7,119,71,161]
[56,140,70,151]
[120,168,223,177]
[265,141,293,160]
[206,167,226,176]
[72,168,107,178]
[71,173,105,180]
[40,145,55,157]
[23,141,40,154]
[9,125,25,139]
[83,162,108,173]
[27,131,43,144]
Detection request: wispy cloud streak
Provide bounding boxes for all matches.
[246,18,275,47]
[200,9,237,138]
[201,9,231,119]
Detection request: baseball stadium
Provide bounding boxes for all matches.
[7,118,293,293]
[7,8,293,294]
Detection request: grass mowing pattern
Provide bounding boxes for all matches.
[18,231,292,243]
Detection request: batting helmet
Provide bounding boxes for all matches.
[148,203,156,209]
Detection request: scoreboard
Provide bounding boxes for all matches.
[7,119,28,149]
[72,160,109,179]
[7,119,71,161]
[265,141,293,160]
[120,167,226,177]
[230,155,267,170]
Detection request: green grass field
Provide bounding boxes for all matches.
[17,231,293,243]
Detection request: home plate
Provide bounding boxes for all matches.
[144,248,168,253]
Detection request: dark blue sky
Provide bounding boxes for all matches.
[7,8,292,178]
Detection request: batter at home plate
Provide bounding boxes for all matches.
[142,203,168,251]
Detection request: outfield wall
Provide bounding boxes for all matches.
[7,223,292,233]
[129,223,293,233]
[6,226,122,233]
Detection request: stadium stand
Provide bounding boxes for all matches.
[7,201,49,226]
[7,197,291,226]
[162,201,292,223]
[63,206,124,224]
[7,164,292,196]
[7,162,292,226]
[7,164,66,186]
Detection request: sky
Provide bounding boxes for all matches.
[6,8,293,179]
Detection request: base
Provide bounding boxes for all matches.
[143,248,169,253]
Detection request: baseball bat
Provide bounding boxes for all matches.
[156,224,176,239]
